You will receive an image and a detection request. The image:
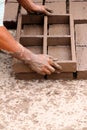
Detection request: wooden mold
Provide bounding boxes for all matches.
[13,14,77,79]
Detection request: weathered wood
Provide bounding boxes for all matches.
[45,2,66,15]
[43,16,48,54]
[20,36,43,46]
[22,15,44,24]
[4,2,18,29]
[47,36,71,46]
[76,47,87,79]
[47,72,74,80]
[70,1,87,23]
[16,13,22,41]
[75,24,87,46]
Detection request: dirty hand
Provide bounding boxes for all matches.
[27,5,53,16]
[15,47,61,75]
[25,53,62,75]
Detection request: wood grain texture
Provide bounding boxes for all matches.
[75,24,87,46]
[70,2,87,23]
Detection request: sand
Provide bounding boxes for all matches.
[0,52,87,130]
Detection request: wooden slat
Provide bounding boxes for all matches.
[43,16,48,54]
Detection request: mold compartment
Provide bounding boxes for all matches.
[21,14,44,35]
[47,36,76,72]
[20,36,43,54]
[48,15,70,35]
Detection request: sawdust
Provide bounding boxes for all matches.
[0,53,87,130]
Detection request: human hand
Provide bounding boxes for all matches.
[27,5,53,16]
[12,46,62,75]
[23,49,62,75]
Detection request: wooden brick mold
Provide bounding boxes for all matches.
[13,14,76,80]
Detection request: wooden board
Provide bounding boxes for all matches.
[45,2,66,15]
[47,72,74,80]
[75,24,87,46]
[70,2,87,23]
[4,2,18,29]
[76,47,87,79]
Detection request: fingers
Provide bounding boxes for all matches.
[52,62,62,71]
[43,8,53,16]
[45,8,53,13]
[48,55,62,71]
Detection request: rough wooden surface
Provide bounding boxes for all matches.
[75,24,87,78]
[49,24,70,35]
[76,47,87,79]
[70,2,87,23]
[47,72,74,79]
[4,2,18,28]
[75,24,87,46]
[45,2,66,15]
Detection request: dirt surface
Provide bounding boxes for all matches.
[0,53,87,130]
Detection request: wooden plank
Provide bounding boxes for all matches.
[76,47,87,79]
[75,24,87,46]
[47,36,71,46]
[70,2,87,23]
[15,73,44,80]
[45,2,66,15]
[75,24,87,78]
[22,14,44,24]
[70,14,76,61]
[16,13,22,41]
[20,36,43,46]
[43,16,48,54]
[4,2,18,29]
[47,72,74,80]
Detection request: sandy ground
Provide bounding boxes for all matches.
[0,52,87,130]
[0,31,87,130]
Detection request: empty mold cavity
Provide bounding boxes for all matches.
[20,36,43,54]
[48,15,70,35]
[21,14,44,35]
[48,37,72,61]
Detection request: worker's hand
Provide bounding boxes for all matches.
[27,5,53,16]
[23,49,62,75]
[12,46,62,75]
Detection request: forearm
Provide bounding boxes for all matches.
[17,0,38,12]
[0,26,32,60]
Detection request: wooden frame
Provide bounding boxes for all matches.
[13,14,77,79]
